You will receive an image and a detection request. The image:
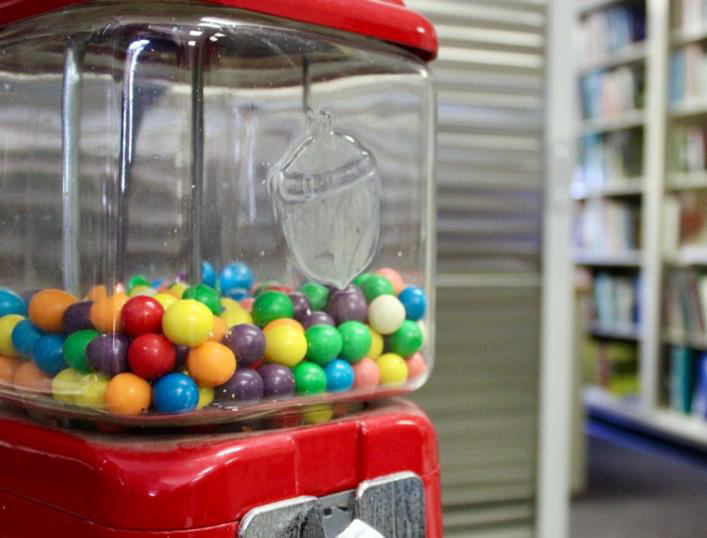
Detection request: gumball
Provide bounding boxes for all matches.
[265,318,304,333]
[63,329,99,373]
[121,296,164,337]
[173,345,189,372]
[152,373,199,413]
[126,275,150,294]
[89,293,129,333]
[299,282,329,311]
[128,334,176,380]
[216,368,264,401]
[197,386,214,409]
[302,404,333,425]
[398,286,426,321]
[187,341,236,387]
[11,319,42,358]
[352,357,380,390]
[86,285,108,301]
[252,291,293,327]
[19,289,40,306]
[223,287,249,301]
[259,364,295,398]
[366,326,384,359]
[52,368,84,404]
[169,281,189,298]
[240,298,254,312]
[288,291,311,322]
[305,324,342,366]
[32,333,66,376]
[75,373,110,409]
[293,362,327,395]
[153,293,178,311]
[0,314,24,357]
[222,324,265,367]
[374,268,405,295]
[325,359,354,392]
[352,273,373,287]
[220,262,254,294]
[210,316,227,342]
[104,373,151,415]
[368,295,405,335]
[0,355,21,384]
[406,352,427,380]
[220,297,241,312]
[62,301,94,333]
[263,324,307,367]
[13,361,52,393]
[86,334,129,377]
[183,284,221,315]
[376,353,408,386]
[325,286,367,325]
[201,261,216,288]
[29,289,78,333]
[128,285,155,298]
[301,310,335,329]
[361,275,394,302]
[337,321,372,363]
[389,320,424,357]
[0,289,26,316]
[162,299,214,347]
[220,308,254,329]
[150,279,164,289]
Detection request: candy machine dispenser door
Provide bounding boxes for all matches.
[269,110,382,289]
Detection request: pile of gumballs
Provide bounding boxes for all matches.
[0,262,428,416]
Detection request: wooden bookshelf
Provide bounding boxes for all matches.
[577,0,632,17]
[668,98,707,119]
[666,170,707,190]
[578,41,647,73]
[666,247,707,266]
[580,110,644,135]
[572,250,642,267]
[671,25,707,46]
[570,177,644,199]
[664,329,707,351]
[589,323,641,340]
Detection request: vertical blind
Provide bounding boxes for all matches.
[406,1,547,536]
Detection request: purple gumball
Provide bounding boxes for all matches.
[216,368,264,401]
[259,364,295,398]
[62,301,94,333]
[301,311,335,329]
[174,345,190,372]
[86,334,129,377]
[288,291,311,322]
[325,286,367,325]
[222,324,265,368]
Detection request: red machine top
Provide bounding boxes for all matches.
[0,0,438,60]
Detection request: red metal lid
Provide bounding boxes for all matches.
[0,0,438,60]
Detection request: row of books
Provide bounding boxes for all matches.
[577,130,643,187]
[583,338,639,397]
[672,0,707,33]
[668,124,707,172]
[664,268,707,335]
[580,3,646,62]
[667,346,707,417]
[580,66,644,121]
[592,271,641,328]
[669,43,707,105]
[573,199,641,252]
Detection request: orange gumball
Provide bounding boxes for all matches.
[86,285,108,301]
[90,293,129,333]
[29,289,78,333]
[264,318,303,333]
[210,316,227,342]
[13,361,52,394]
[104,373,151,415]
[0,355,21,385]
[375,268,405,295]
[187,342,236,387]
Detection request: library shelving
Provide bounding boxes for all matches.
[571,0,707,449]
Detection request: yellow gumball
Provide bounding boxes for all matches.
[75,373,110,409]
[376,353,408,387]
[366,325,384,359]
[197,386,214,409]
[302,404,333,425]
[220,308,253,329]
[220,298,241,312]
[167,281,188,299]
[51,368,84,404]
[0,314,24,357]
[264,325,307,367]
[128,285,156,298]
[153,293,178,311]
[162,299,214,347]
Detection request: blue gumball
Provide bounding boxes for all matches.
[12,319,43,358]
[324,359,354,392]
[201,261,216,288]
[33,334,67,376]
[219,262,254,296]
[152,373,199,413]
[0,289,26,317]
[223,287,249,301]
[398,286,426,321]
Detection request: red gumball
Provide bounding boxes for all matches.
[128,334,176,380]
[121,296,164,337]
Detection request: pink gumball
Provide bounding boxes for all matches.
[405,352,427,380]
[240,298,254,312]
[375,268,405,295]
[352,358,380,390]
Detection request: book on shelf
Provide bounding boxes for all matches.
[573,198,641,252]
[691,351,707,418]
[669,43,707,105]
[678,189,707,246]
[583,337,639,397]
[664,268,707,335]
[579,65,644,121]
[580,3,645,62]
[668,346,695,414]
[673,0,707,34]
[669,124,707,172]
[578,129,643,188]
[592,271,641,328]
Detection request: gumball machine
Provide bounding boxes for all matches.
[0,1,439,536]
